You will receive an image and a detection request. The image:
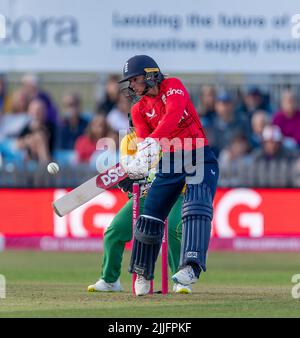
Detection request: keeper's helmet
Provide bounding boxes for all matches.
[119,55,164,88]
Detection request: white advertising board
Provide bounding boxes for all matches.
[0,0,299,73]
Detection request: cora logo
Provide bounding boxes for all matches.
[166,88,184,97]
[214,189,264,238]
[0,15,79,46]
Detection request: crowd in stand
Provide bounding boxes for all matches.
[1,73,300,181]
[199,85,300,171]
[0,74,129,169]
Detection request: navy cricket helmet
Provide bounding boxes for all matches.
[119,55,163,83]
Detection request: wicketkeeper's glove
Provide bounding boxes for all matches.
[117,177,135,193]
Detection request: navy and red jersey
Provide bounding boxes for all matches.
[131,77,208,152]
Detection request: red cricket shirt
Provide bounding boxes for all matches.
[131,77,208,152]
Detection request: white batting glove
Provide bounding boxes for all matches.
[120,154,148,180]
[122,138,161,180]
[136,137,161,168]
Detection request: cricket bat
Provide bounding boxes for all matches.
[53,162,128,217]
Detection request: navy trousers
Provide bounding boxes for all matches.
[143,146,219,221]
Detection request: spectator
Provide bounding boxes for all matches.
[0,74,11,113]
[11,89,30,114]
[75,114,111,163]
[218,133,252,187]
[197,85,216,127]
[56,93,88,150]
[219,133,251,167]
[0,90,30,139]
[251,125,298,161]
[21,73,59,125]
[97,74,120,115]
[106,93,130,132]
[238,86,272,120]
[273,89,300,146]
[250,110,270,148]
[209,91,250,157]
[292,158,300,187]
[16,99,55,163]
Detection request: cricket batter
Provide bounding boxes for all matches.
[119,55,219,295]
[88,132,191,294]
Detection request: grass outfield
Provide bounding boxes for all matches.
[0,250,299,318]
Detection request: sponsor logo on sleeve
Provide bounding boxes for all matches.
[166,88,184,97]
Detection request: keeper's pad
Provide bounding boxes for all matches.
[129,215,164,280]
[180,183,213,272]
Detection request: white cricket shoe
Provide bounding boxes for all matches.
[171,265,198,286]
[87,278,123,292]
[173,283,192,294]
[135,275,151,296]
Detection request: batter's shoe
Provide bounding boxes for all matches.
[173,283,192,294]
[171,265,198,286]
[87,278,123,292]
[135,275,151,296]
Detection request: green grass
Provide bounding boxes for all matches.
[0,251,299,318]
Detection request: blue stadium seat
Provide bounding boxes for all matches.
[53,149,77,166]
[0,138,25,166]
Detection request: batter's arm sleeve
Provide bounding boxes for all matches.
[131,103,152,139]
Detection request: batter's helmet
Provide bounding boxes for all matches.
[119,55,163,84]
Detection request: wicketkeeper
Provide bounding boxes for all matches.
[119,55,219,295]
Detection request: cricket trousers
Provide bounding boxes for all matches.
[143,146,219,221]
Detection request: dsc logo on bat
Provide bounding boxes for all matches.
[97,164,127,188]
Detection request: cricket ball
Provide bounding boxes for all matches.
[47,162,60,175]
